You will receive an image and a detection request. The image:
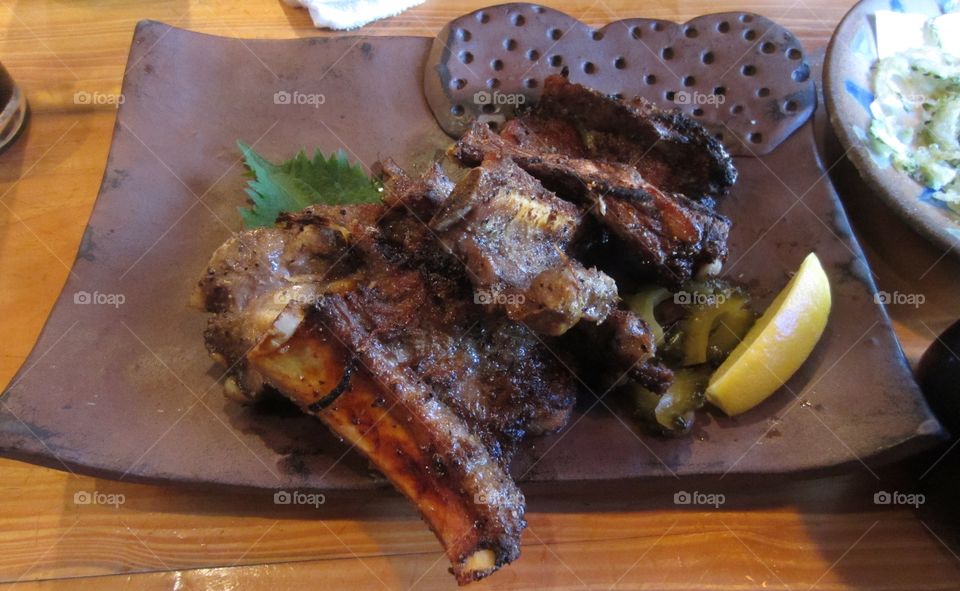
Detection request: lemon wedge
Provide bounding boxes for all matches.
[706,253,831,416]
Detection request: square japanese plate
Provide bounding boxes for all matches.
[0,5,943,491]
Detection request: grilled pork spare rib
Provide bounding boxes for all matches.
[197,77,738,585]
[524,74,736,200]
[387,156,670,390]
[197,182,577,583]
[431,156,618,335]
[452,76,735,285]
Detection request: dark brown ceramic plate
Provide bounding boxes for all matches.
[0,6,944,491]
[824,0,960,255]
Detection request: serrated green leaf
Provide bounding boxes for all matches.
[237,141,382,228]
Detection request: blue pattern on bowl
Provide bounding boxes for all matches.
[851,26,876,60]
[918,187,960,213]
[845,79,875,112]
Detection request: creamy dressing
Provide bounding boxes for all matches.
[869,10,960,212]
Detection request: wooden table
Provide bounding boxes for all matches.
[2,1,960,589]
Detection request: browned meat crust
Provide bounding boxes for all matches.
[431,156,618,335]
[247,306,527,584]
[196,192,578,583]
[593,188,731,286]
[196,77,740,585]
[596,309,674,392]
[532,75,737,199]
[455,118,650,200]
[454,78,736,203]
[380,157,454,218]
[452,120,731,285]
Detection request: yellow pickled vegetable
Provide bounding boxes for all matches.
[625,287,671,346]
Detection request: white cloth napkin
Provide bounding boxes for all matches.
[284,0,425,30]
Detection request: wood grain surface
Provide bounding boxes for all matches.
[2,1,960,589]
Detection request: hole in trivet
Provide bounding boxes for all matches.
[504,38,517,51]
[662,47,674,60]
[702,51,715,65]
[549,54,563,67]
[685,26,699,38]
[491,59,504,71]
[476,11,489,24]
[718,21,731,33]
[451,104,464,116]
[757,87,770,97]
[792,64,810,82]
[787,47,802,60]
[527,49,540,61]
[665,90,676,101]
[652,21,664,32]
[741,14,754,23]
[549,27,563,40]
[481,103,496,114]
[592,30,604,41]
[614,56,627,69]
[683,75,696,87]
[460,51,474,64]
[583,61,596,74]
[486,120,500,131]
[532,5,545,13]
[512,13,526,26]
[524,78,538,89]
[731,104,744,114]
[784,99,799,113]
[749,132,763,144]
[741,64,757,76]
[744,29,757,41]
[450,78,466,90]
[631,26,642,39]
[487,78,500,89]
[761,41,776,54]
[645,74,657,85]
[714,86,726,96]
[457,28,472,42]
[561,65,570,77]
[693,108,704,117]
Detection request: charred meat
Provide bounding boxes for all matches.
[431,156,618,335]
[453,119,732,285]
[531,75,736,199]
[451,76,735,285]
[197,189,577,583]
[197,77,739,585]
[592,187,731,285]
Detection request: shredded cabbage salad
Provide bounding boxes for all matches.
[869,12,960,213]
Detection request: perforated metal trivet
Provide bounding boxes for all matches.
[425,3,815,156]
